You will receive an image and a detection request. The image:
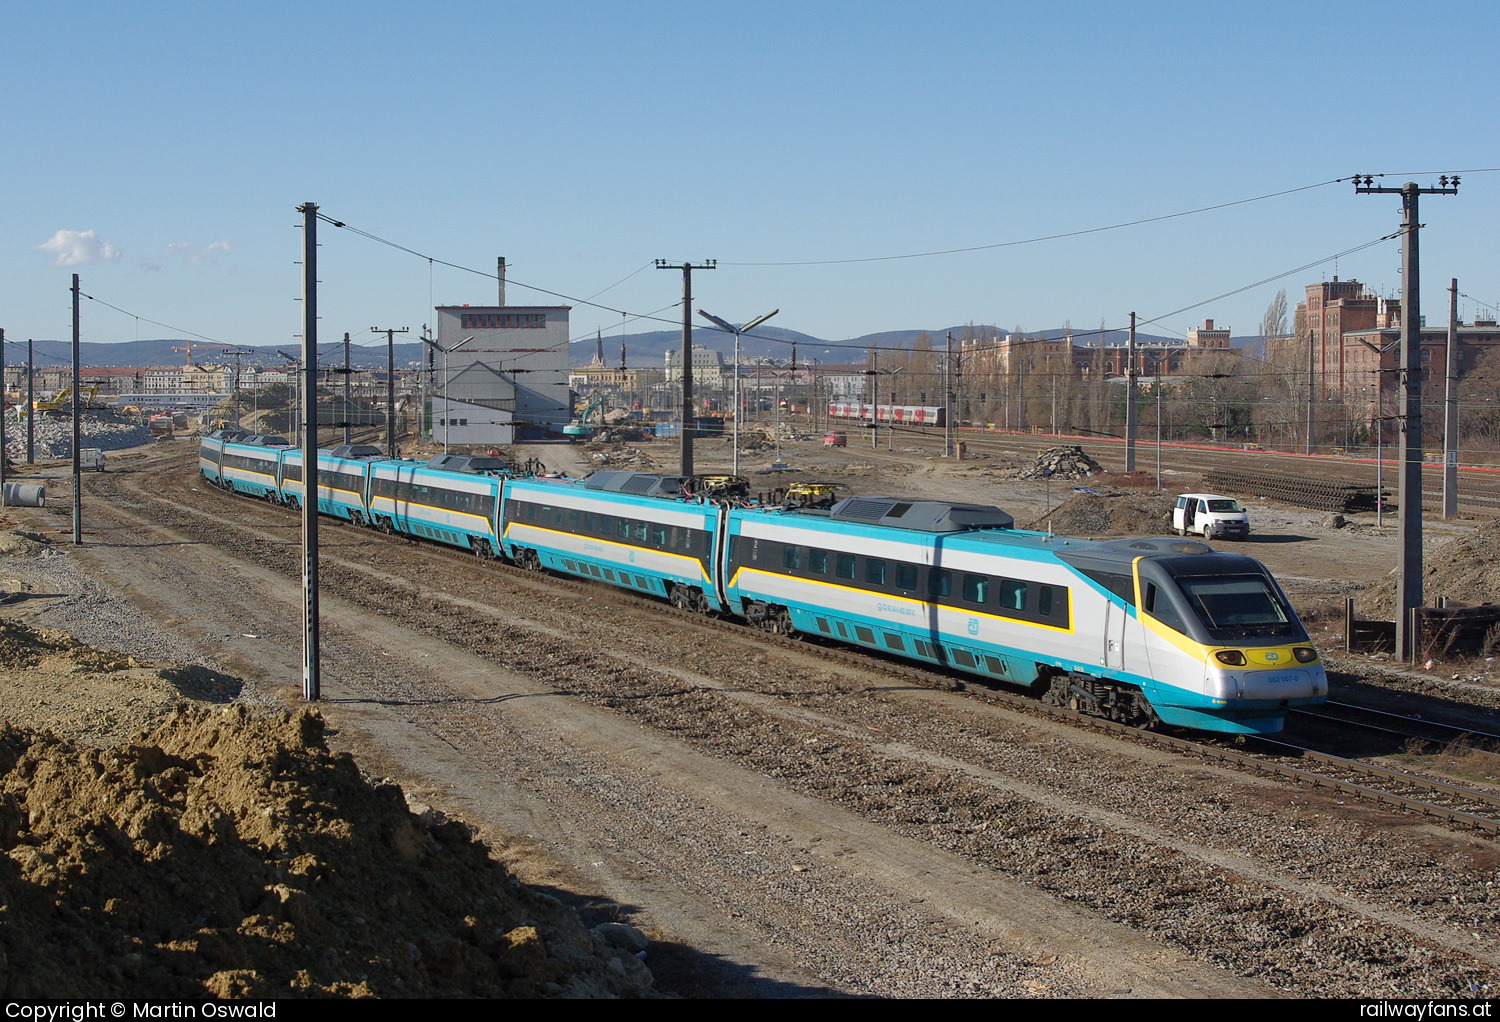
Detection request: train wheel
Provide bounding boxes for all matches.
[670,587,692,611]
[772,607,799,638]
[518,549,542,572]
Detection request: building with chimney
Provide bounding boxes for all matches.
[433,257,570,445]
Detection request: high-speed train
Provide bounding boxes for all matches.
[200,431,1327,735]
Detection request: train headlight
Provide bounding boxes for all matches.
[1214,650,1247,666]
[1293,647,1318,663]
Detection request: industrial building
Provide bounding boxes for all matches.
[433,260,570,445]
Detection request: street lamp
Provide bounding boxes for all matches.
[698,308,778,477]
[421,334,473,454]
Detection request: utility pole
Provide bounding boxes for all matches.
[1305,328,1315,456]
[371,327,409,458]
[1,329,7,504]
[1444,278,1459,519]
[297,201,321,702]
[944,331,955,458]
[342,331,351,445]
[26,339,34,465]
[72,275,81,545]
[1125,312,1138,472]
[1355,174,1458,659]
[655,260,715,477]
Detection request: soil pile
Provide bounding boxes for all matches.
[1036,491,1176,536]
[1016,445,1102,481]
[0,704,655,999]
[1357,518,1500,618]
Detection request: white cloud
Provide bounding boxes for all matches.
[161,240,232,266]
[35,229,123,266]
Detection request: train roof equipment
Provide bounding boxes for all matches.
[817,496,1015,533]
[331,444,385,460]
[425,454,511,475]
[581,471,691,498]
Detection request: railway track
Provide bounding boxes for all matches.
[154,446,1500,841]
[30,444,1500,995]
[849,423,1500,517]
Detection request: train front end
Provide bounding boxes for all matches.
[1130,545,1328,734]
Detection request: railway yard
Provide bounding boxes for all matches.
[4,428,1500,998]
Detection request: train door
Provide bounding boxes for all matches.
[711,502,730,608]
[1104,600,1125,670]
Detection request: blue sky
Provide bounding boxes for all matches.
[3,1,1497,359]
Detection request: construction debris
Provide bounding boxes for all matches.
[1016,445,1103,481]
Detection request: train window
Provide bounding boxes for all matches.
[895,564,918,591]
[836,553,856,579]
[597,515,609,534]
[617,518,630,539]
[634,522,648,543]
[927,569,952,598]
[808,549,827,574]
[864,559,886,586]
[1038,585,1053,617]
[525,504,536,521]
[1144,582,1189,634]
[782,546,801,571]
[569,510,580,529]
[999,580,1027,612]
[584,513,595,532]
[962,574,989,604]
[650,524,667,546]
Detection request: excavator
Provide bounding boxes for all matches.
[31,385,101,416]
[563,394,606,439]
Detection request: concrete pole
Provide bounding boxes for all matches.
[679,264,694,477]
[944,331,954,458]
[343,332,351,446]
[298,202,321,702]
[1,328,7,504]
[26,339,33,464]
[1306,328,1315,455]
[1125,312,1138,471]
[1443,278,1459,519]
[72,275,81,545]
[1395,184,1423,660]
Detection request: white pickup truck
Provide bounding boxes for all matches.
[1173,492,1250,540]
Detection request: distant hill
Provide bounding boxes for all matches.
[569,324,1259,368]
[8,327,1261,373]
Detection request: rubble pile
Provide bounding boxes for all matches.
[1015,445,1103,481]
[585,441,655,468]
[4,415,153,462]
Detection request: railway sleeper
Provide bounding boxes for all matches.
[1043,673,1158,729]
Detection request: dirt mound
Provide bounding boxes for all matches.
[1035,491,1176,536]
[0,705,655,998]
[1357,519,1500,618]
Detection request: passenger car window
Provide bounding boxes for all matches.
[836,553,856,579]
[896,564,918,591]
[963,574,989,604]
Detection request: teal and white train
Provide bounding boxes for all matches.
[201,433,1326,735]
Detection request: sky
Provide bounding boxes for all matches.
[3,1,1498,362]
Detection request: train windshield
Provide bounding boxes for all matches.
[1175,573,1304,641]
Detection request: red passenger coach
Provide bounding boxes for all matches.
[826,403,945,427]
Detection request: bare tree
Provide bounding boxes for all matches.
[1259,288,1288,360]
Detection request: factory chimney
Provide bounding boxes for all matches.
[497,257,506,307]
